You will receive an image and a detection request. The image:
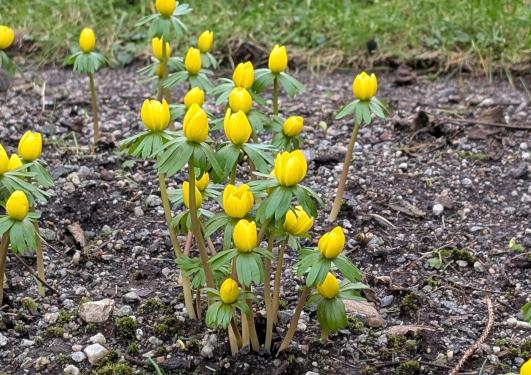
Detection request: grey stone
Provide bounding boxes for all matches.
[71,351,86,363]
[432,203,444,216]
[83,344,109,365]
[0,333,7,346]
[89,333,106,345]
[79,299,114,323]
[64,364,80,375]
[146,194,162,207]
[123,291,141,302]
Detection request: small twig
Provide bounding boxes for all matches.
[13,255,60,295]
[449,297,494,375]
[436,115,531,130]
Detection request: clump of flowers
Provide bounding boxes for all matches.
[0,25,15,76]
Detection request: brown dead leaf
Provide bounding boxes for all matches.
[344,300,385,328]
[67,222,86,248]
[388,198,426,218]
[386,325,436,336]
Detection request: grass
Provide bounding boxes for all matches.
[1,0,530,73]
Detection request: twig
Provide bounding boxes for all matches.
[436,115,531,130]
[13,255,60,295]
[449,297,494,375]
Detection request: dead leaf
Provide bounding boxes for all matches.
[388,198,426,218]
[67,222,86,248]
[387,325,436,336]
[344,300,385,327]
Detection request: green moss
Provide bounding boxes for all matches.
[21,297,38,314]
[57,310,75,324]
[397,360,420,375]
[139,297,171,315]
[451,248,476,265]
[347,316,365,333]
[91,363,133,375]
[56,353,70,365]
[115,316,137,341]
[154,316,178,338]
[399,293,420,318]
[127,342,139,355]
[154,346,167,356]
[458,151,491,161]
[425,276,441,287]
[520,339,531,358]
[43,325,64,338]
[85,323,98,334]
[362,366,377,375]
[14,322,27,334]
[34,336,44,346]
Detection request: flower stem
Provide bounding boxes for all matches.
[265,240,286,350]
[33,222,45,297]
[320,328,329,343]
[188,160,215,289]
[263,235,275,318]
[0,233,10,305]
[230,162,237,185]
[277,286,309,354]
[88,73,100,145]
[158,172,196,320]
[245,286,260,351]
[230,316,243,350]
[273,76,279,116]
[328,121,362,222]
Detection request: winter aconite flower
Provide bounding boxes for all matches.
[183,87,205,108]
[0,145,8,174]
[268,45,288,74]
[318,226,345,259]
[219,278,240,304]
[155,0,176,17]
[520,358,531,375]
[18,131,43,161]
[273,150,307,187]
[352,72,377,101]
[282,116,303,137]
[183,103,209,143]
[182,181,202,209]
[284,206,313,236]
[184,47,201,75]
[232,62,254,89]
[6,190,29,221]
[79,27,96,53]
[197,30,214,53]
[8,154,22,171]
[223,184,254,219]
[317,273,340,299]
[141,99,171,131]
[228,87,252,114]
[224,109,252,145]
[0,25,15,50]
[233,219,257,253]
[195,172,209,191]
[151,37,171,60]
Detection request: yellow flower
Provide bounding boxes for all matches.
[284,206,313,236]
[219,278,240,304]
[521,358,531,375]
[352,72,378,101]
[18,131,42,161]
[0,25,15,50]
[183,103,209,143]
[155,63,166,78]
[228,87,252,114]
[183,87,205,109]
[140,99,170,131]
[182,181,202,209]
[184,47,201,75]
[268,45,288,74]
[151,37,171,60]
[317,272,340,299]
[198,30,214,53]
[273,150,307,187]
[195,172,209,191]
[283,116,303,137]
[6,190,29,221]
[233,219,257,253]
[8,154,22,171]
[0,144,8,174]
[155,0,176,17]
[318,226,345,259]
[232,62,254,89]
[223,184,254,219]
[79,27,96,53]
[223,109,252,145]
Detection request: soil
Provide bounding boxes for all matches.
[0,66,529,375]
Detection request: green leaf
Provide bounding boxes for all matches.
[206,301,222,327]
[217,144,241,177]
[333,254,363,282]
[253,69,274,93]
[205,214,232,237]
[209,249,237,270]
[157,139,192,176]
[278,72,305,97]
[522,301,531,323]
[335,100,359,120]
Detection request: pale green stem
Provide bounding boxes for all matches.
[88,73,100,145]
[273,76,279,116]
[277,286,309,354]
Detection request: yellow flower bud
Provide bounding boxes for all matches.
[223,184,254,219]
[79,27,96,54]
[155,0,176,17]
[182,181,202,209]
[223,109,252,145]
[352,72,378,101]
[317,272,340,299]
[140,99,171,131]
[282,116,303,137]
[233,219,257,253]
[183,87,205,109]
[232,62,254,89]
[6,190,29,221]
[155,63,166,78]
[197,30,214,53]
[151,37,171,60]
[183,103,209,143]
[0,25,15,50]
[228,87,252,114]
[268,45,288,74]
[318,226,346,259]
[18,131,42,161]
[0,144,8,174]
[219,278,240,304]
[184,47,201,75]
[195,172,209,191]
[520,358,531,375]
[8,154,22,171]
[273,150,307,187]
[283,206,313,236]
